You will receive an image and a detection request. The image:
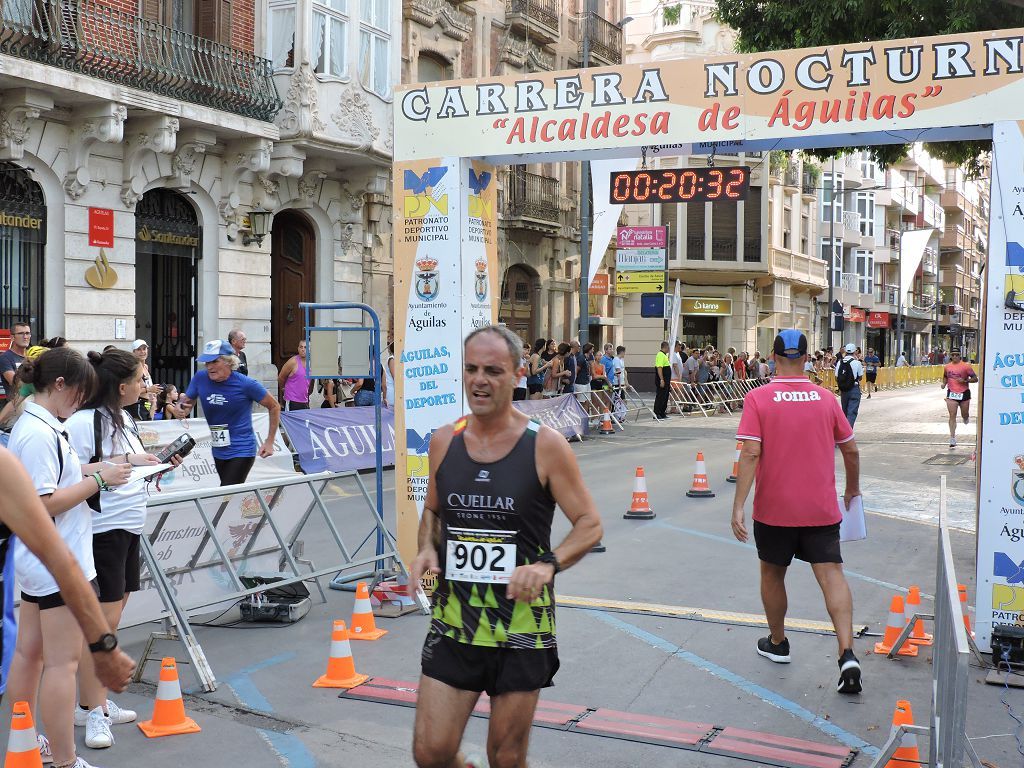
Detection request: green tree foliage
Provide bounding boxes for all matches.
[714,0,1024,175]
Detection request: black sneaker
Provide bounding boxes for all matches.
[756,636,791,663]
[837,649,862,694]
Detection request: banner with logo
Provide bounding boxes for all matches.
[976,121,1024,653]
[393,158,498,563]
[281,407,396,473]
[395,28,1024,162]
[136,414,296,493]
[512,394,590,441]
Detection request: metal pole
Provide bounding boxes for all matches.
[827,157,835,349]
[933,243,940,357]
[577,0,594,346]
[897,230,904,360]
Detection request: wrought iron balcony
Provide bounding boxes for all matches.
[503,168,560,231]
[577,12,622,66]
[0,0,281,122]
[506,0,559,44]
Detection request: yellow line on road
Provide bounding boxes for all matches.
[557,594,868,635]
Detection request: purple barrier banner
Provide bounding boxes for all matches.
[513,394,590,439]
[281,407,396,473]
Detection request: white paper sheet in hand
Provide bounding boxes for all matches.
[127,463,174,483]
[839,494,866,542]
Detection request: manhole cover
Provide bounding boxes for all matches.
[923,454,971,466]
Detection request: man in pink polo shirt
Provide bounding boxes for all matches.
[731,329,863,695]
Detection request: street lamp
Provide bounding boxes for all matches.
[242,206,272,247]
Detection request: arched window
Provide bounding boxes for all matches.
[417,52,452,83]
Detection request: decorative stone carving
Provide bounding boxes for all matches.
[64,103,127,200]
[338,221,355,253]
[219,138,273,223]
[276,63,326,139]
[331,86,380,151]
[169,128,217,189]
[256,174,279,198]
[0,89,53,162]
[121,116,179,208]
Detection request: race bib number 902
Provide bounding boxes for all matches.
[445,528,517,584]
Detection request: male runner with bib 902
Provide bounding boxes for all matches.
[941,350,977,448]
[410,325,603,768]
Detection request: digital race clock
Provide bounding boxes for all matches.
[609,167,751,204]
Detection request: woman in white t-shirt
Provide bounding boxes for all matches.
[381,340,396,408]
[66,349,163,749]
[5,348,130,768]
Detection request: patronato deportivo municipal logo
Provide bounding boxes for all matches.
[415,257,440,301]
[474,258,488,301]
[206,394,227,406]
[404,166,448,218]
[1006,242,1024,312]
[992,551,1024,612]
[468,168,493,220]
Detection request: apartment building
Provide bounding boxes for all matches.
[938,163,986,359]
[0,0,396,390]
[403,0,625,344]
[618,0,826,380]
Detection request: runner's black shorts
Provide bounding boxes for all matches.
[93,529,141,602]
[753,521,842,567]
[946,388,970,401]
[421,632,559,696]
[866,370,877,382]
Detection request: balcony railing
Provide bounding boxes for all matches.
[770,249,826,287]
[505,168,559,225]
[498,31,555,71]
[506,0,559,43]
[802,172,817,197]
[578,12,622,65]
[842,210,861,233]
[685,235,705,258]
[0,0,281,121]
[874,285,898,305]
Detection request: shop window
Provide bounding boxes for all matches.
[358,0,389,96]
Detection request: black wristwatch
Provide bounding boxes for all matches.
[537,551,561,574]
[88,633,118,653]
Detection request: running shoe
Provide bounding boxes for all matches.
[38,734,52,764]
[950,436,957,448]
[837,649,863,694]
[75,699,136,726]
[465,755,488,768]
[84,707,114,749]
[755,635,791,663]
[71,758,102,768]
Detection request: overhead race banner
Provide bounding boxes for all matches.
[281,407,396,474]
[393,158,498,564]
[137,414,295,493]
[395,28,1024,161]
[977,121,1024,654]
[512,394,590,441]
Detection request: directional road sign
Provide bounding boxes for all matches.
[616,248,666,271]
[615,271,664,294]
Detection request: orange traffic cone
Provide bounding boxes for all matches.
[4,702,42,768]
[726,441,741,483]
[350,582,388,641]
[313,620,369,688]
[137,658,201,737]
[599,409,615,436]
[905,585,932,647]
[874,595,918,657]
[958,584,974,637]
[884,700,921,768]
[623,466,655,520]
[686,451,715,498]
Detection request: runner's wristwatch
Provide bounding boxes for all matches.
[88,633,118,653]
[537,551,561,574]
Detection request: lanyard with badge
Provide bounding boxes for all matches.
[445,527,517,584]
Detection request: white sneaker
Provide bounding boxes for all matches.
[104,699,137,725]
[84,707,114,749]
[75,699,137,726]
[72,758,102,768]
[950,436,957,447]
[38,734,52,764]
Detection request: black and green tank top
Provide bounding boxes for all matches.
[430,417,557,649]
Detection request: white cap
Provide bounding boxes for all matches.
[132,339,148,350]
[844,343,856,353]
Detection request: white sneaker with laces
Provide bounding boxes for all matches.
[950,436,957,447]
[84,706,114,749]
[37,734,52,764]
[104,699,137,725]
[72,757,103,768]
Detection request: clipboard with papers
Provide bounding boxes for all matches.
[126,463,174,484]
[838,494,866,542]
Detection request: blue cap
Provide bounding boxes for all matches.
[197,339,234,362]
[772,329,808,359]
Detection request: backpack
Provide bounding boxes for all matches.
[836,358,856,392]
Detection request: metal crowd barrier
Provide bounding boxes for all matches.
[669,378,768,417]
[813,364,945,392]
[614,383,658,421]
[128,470,404,692]
[869,477,981,768]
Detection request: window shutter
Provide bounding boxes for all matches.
[141,0,163,23]
[196,0,232,44]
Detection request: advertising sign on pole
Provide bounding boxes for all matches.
[617,226,667,249]
[588,273,609,295]
[616,248,666,272]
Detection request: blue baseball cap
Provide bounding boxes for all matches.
[197,339,234,362]
[772,329,808,359]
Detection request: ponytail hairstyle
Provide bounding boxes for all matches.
[83,348,141,440]
[17,346,96,407]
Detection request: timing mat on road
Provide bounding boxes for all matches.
[339,678,859,768]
